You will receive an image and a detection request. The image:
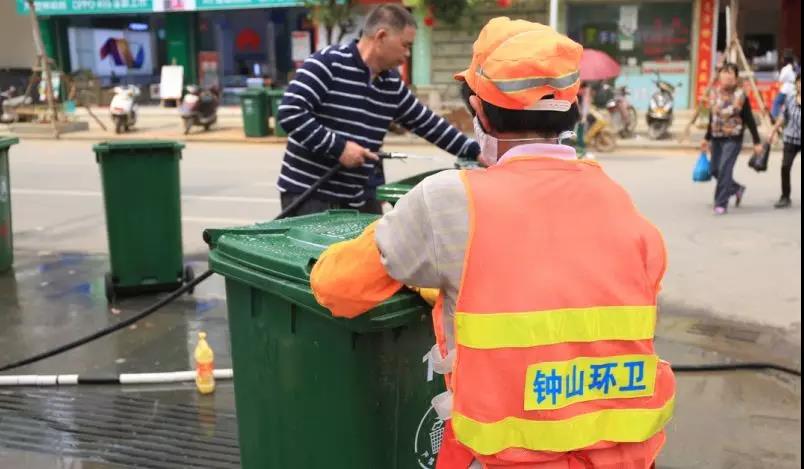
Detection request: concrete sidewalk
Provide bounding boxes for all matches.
[1,105,713,151]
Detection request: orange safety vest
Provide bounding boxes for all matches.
[434,155,675,467]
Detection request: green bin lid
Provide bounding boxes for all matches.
[93,140,185,154]
[206,210,429,332]
[0,136,19,149]
[264,88,284,97]
[239,88,266,97]
[376,169,446,203]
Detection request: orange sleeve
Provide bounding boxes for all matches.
[310,221,403,318]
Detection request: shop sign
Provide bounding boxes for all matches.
[694,0,718,104]
[17,0,303,15]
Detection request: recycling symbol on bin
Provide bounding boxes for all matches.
[415,404,446,469]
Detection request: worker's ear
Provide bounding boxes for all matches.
[469,95,494,135]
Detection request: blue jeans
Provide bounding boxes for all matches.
[771,92,788,120]
[710,138,744,209]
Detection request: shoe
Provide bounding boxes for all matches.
[774,197,792,209]
[735,186,746,207]
[714,206,727,215]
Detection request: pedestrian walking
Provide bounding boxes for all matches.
[769,73,801,208]
[701,63,763,215]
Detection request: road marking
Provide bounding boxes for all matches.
[13,188,280,204]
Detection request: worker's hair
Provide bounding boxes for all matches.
[461,82,580,135]
[362,5,417,37]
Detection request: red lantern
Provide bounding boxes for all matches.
[496,0,511,7]
[424,15,435,27]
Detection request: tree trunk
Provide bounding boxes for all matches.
[26,0,60,136]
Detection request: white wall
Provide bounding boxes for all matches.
[0,0,36,69]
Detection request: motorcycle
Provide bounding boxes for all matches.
[604,85,637,138]
[646,74,682,140]
[109,85,140,134]
[586,107,618,153]
[0,86,33,124]
[180,85,219,135]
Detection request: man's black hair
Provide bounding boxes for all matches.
[363,4,417,36]
[461,82,580,135]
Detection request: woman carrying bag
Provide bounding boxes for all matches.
[701,63,763,215]
[769,73,801,209]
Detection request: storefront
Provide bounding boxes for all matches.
[564,0,697,110]
[16,0,315,104]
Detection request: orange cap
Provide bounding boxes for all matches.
[455,17,583,111]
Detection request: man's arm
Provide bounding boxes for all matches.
[311,182,441,318]
[394,85,480,160]
[277,54,348,159]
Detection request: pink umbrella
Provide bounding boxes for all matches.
[579,49,621,81]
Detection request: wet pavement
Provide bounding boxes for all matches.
[0,140,801,468]
[1,250,800,468]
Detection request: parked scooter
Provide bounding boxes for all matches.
[110,85,140,134]
[586,107,617,152]
[0,86,33,124]
[646,74,682,140]
[604,85,637,138]
[180,85,219,134]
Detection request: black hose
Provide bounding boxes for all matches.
[0,164,345,373]
[672,362,801,377]
[274,164,342,220]
[0,270,213,373]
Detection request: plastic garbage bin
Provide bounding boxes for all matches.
[240,89,269,137]
[205,210,446,469]
[0,136,19,272]
[266,88,287,137]
[93,141,194,301]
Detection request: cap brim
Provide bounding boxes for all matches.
[454,69,468,81]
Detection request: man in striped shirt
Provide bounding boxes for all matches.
[276,4,480,214]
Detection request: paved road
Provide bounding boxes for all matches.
[1,139,800,468]
[8,139,800,333]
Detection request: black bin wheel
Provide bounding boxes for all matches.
[183,266,196,295]
[105,273,116,304]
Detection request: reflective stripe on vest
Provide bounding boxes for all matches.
[452,398,675,455]
[455,305,657,349]
[451,157,675,459]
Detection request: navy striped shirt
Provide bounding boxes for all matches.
[276,41,480,205]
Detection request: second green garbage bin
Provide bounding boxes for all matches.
[266,88,287,137]
[0,136,20,272]
[206,210,446,469]
[94,141,194,301]
[240,89,269,137]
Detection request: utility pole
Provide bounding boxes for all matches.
[26,0,60,136]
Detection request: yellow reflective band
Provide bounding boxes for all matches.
[455,306,656,349]
[524,354,658,411]
[452,398,675,455]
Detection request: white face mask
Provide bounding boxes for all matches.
[472,117,576,166]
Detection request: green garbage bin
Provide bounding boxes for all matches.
[240,89,269,137]
[205,210,446,469]
[0,136,19,272]
[266,88,287,137]
[93,141,194,301]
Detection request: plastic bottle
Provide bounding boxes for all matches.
[194,331,215,394]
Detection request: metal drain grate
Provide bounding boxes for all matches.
[0,389,240,469]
